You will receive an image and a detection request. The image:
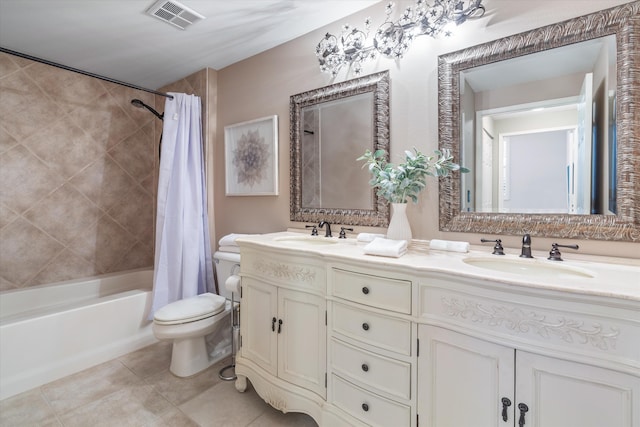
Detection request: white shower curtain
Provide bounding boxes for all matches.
[150,92,214,317]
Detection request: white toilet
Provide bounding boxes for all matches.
[152,250,241,377]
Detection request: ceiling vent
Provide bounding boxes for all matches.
[146,0,205,30]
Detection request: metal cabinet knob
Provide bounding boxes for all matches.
[362,286,369,295]
[362,323,369,331]
[362,403,369,412]
[361,363,369,372]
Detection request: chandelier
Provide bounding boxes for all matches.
[316,0,486,76]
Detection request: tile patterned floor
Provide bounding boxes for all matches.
[0,342,318,426]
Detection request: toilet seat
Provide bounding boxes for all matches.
[154,293,226,325]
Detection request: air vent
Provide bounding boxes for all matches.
[146,0,205,30]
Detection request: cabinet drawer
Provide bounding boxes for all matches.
[333,303,412,355]
[332,374,411,427]
[331,338,411,400]
[332,268,411,314]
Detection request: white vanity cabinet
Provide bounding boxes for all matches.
[417,274,640,427]
[327,266,416,427]
[240,277,326,397]
[235,234,639,427]
[236,249,327,414]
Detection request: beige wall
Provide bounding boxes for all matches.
[214,0,639,258]
[0,52,156,290]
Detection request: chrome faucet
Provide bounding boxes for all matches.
[520,234,533,258]
[318,221,332,237]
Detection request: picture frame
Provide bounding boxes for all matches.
[224,115,278,196]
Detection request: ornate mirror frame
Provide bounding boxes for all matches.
[290,70,390,226]
[438,2,639,241]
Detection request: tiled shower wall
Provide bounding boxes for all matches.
[0,52,157,290]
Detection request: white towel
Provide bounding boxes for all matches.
[218,233,251,247]
[357,232,386,242]
[218,245,240,254]
[429,239,470,253]
[363,237,408,258]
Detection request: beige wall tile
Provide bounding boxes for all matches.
[0,52,156,288]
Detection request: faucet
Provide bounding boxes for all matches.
[318,221,332,237]
[519,234,533,258]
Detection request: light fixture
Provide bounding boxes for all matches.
[316,0,486,76]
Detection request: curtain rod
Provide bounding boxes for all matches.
[1,47,174,99]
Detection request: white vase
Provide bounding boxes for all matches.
[386,203,412,241]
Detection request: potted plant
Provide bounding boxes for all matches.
[358,147,468,240]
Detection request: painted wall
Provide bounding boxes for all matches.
[214,0,638,258]
[0,52,156,290]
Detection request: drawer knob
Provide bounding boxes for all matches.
[362,286,369,295]
[361,363,369,372]
[362,322,370,331]
[362,403,369,412]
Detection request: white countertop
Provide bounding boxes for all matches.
[236,232,640,302]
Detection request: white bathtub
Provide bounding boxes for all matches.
[0,269,157,400]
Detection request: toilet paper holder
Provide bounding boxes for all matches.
[219,267,241,381]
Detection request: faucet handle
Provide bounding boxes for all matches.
[339,227,354,239]
[481,238,505,255]
[305,224,318,236]
[547,243,579,261]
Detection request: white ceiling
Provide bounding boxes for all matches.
[0,0,381,90]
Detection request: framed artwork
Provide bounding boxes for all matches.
[224,115,278,196]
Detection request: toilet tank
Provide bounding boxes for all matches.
[213,251,240,300]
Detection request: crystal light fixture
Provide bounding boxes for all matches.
[316,0,486,76]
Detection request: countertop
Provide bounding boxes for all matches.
[235,231,640,302]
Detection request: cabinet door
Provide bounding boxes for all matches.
[516,351,639,427]
[278,288,326,398]
[418,325,514,427]
[240,277,278,376]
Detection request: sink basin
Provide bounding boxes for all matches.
[463,257,594,279]
[273,235,340,246]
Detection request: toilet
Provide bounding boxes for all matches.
[152,250,241,377]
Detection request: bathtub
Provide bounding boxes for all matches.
[0,269,157,400]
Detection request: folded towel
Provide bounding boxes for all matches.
[363,237,408,258]
[429,239,470,253]
[218,233,251,247]
[218,245,240,254]
[357,233,386,242]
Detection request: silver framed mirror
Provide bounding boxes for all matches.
[290,71,390,226]
[438,2,639,241]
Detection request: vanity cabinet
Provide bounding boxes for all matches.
[328,266,416,427]
[418,274,640,427]
[235,234,639,427]
[419,325,638,426]
[240,277,326,398]
[236,249,327,414]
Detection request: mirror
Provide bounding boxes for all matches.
[290,71,390,226]
[438,2,639,241]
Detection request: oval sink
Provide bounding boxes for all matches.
[463,257,594,279]
[274,236,340,246]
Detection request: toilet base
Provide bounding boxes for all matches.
[169,333,232,377]
[170,336,212,377]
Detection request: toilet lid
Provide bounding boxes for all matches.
[154,293,226,324]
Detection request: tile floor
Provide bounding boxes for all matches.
[0,341,318,426]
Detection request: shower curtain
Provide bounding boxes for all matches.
[150,93,214,317]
